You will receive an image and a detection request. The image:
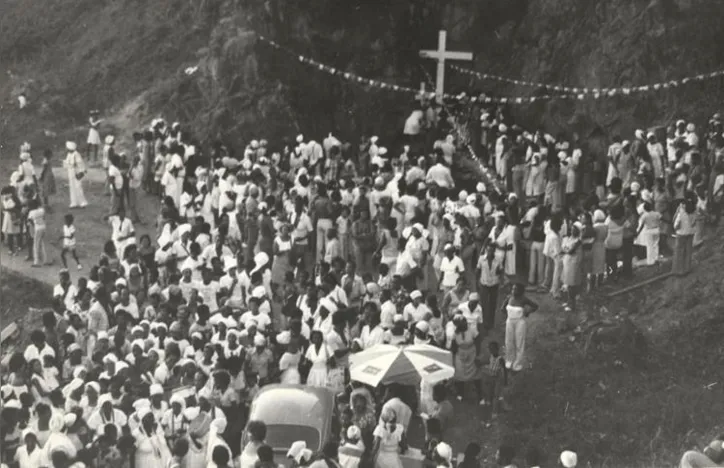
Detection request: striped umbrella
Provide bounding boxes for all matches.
[349,344,454,387]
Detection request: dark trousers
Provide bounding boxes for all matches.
[480,284,499,329]
[621,237,634,277]
[606,247,620,278]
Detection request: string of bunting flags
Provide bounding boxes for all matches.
[257,34,573,104]
[256,34,724,104]
[450,63,724,97]
[257,34,429,96]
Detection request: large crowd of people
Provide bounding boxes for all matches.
[0,95,723,468]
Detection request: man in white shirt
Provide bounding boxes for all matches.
[290,200,314,271]
[425,157,455,189]
[354,306,385,350]
[379,290,397,329]
[109,208,136,261]
[53,270,79,312]
[219,257,244,307]
[240,298,272,331]
[456,293,483,337]
[341,261,366,310]
[438,244,464,293]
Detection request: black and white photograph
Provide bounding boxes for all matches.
[1,1,723,467]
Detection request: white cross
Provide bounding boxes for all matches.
[419,30,473,103]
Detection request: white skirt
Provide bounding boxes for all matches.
[307,365,328,387]
[87,128,101,145]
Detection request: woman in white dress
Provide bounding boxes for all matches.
[371,408,407,468]
[278,340,302,385]
[134,410,171,468]
[63,142,88,209]
[86,110,103,163]
[184,406,211,468]
[28,359,55,406]
[489,213,516,277]
[501,284,539,372]
[304,330,329,387]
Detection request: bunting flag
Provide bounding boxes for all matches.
[450,63,724,97]
[256,34,724,105]
[258,35,432,97]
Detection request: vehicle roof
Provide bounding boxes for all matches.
[249,384,336,428]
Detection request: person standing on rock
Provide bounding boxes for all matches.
[63,141,88,209]
[86,110,103,163]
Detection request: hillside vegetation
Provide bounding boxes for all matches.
[4,0,723,153]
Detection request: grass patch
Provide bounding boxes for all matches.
[0,270,52,334]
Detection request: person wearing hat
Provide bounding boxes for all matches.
[402,290,431,323]
[133,408,172,468]
[14,427,46,468]
[445,313,482,402]
[456,293,483,337]
[87,394,128,435]
[494,124,510,182]
[438,244,464,294]
[646,132,666,180]
[369,407,406,468]
[679,436,724,468]
[247,335,273,385]
[287,440,315,468]
[636,198,662,267]
[338,425,365,468]
[63,141,88,209]
[558,450,578,468]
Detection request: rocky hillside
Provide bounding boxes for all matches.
[2,0,723,152]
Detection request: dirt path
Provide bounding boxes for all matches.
[0,165,159,285]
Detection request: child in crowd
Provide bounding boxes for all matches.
[481,341,508,417]
[61,213,83,270]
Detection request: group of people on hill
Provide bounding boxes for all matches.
[1,94,722,468]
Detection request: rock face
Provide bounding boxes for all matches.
[1,0,723,149]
